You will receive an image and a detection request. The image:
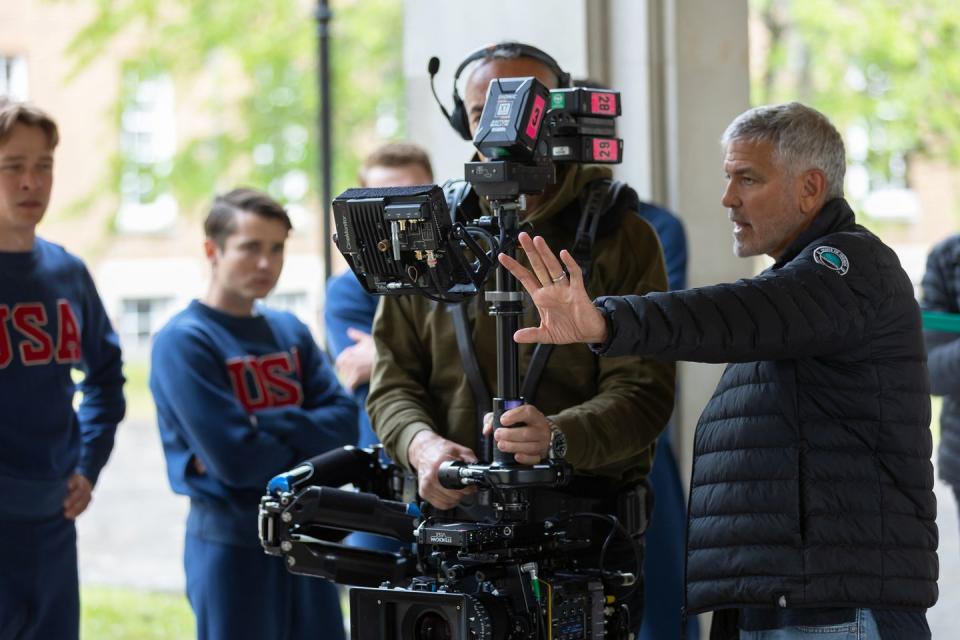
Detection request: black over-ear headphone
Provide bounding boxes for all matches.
[428,41,572,141]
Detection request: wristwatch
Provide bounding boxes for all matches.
[547,418,567,460]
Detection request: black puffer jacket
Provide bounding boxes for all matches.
[595,198,938,614]
[921,234,960,487]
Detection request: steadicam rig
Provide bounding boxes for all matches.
[261,73,639,639]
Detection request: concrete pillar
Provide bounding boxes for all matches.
[656,0,754,482]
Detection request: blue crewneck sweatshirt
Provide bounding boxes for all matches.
[0,237,125,521]
[150,300,357,546]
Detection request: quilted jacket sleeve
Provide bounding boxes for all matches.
[594,233,890,364]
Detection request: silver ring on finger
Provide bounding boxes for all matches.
[550,272,566,284]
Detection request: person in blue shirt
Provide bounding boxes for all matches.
[0,99,125,640]
[150,188,357,640]
[325,142,433,554]
[325,142,434,447]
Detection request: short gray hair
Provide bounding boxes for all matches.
[721,102,846,200]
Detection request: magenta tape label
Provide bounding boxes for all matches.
[590,91,616,115]
[592,138,619,162]
[525,94,546,139]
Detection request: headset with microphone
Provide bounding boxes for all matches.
[428,42,571,141]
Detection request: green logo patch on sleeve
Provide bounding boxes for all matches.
[813,246,850,275]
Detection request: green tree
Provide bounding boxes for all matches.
[61,0,404,217]
[752,0,960,196]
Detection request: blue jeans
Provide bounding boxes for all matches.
[740,608,881,639]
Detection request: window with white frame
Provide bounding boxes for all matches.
[0,55,28,100]
[845,120,919,223]
[116,72,177,233]
[119,297,173,349]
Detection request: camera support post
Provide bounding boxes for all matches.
[435,76,579,495]
[489,197,524,469]
[437,183,572,499]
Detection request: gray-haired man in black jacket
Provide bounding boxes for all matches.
[499,102,937,640]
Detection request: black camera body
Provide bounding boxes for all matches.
[260,74,638,639]
[472,78,622,166]
[259,446,636,640]
[468,77,622,200]
[332,184,493,300]
[350,573,610,640]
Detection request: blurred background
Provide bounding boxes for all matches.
[2,0,958,637]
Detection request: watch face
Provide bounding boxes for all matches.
[551,428,567,459]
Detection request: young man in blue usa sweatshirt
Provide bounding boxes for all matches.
[0,100,125,640]
[150,188,357,640]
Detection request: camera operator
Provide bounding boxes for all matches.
[150,188,357,640]
[498,102,937,639]
[366,42,675,633]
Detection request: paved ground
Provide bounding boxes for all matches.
[77,417,188,592]
[78,417,960,637]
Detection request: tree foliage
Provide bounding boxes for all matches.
[752,0,960,187]
[61,0,404,215]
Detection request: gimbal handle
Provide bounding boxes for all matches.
[437,458,572,491]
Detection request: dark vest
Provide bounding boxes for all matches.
[683,200,938,614]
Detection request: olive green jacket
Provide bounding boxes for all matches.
[367,164,675,487]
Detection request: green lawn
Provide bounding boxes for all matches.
[82,586,351,638]
[82,586,194,640]
[123,360,156,422]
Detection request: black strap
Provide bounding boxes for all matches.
[572,178,627,278]
[450,302,492,454]
[442,179,476,224]
[519,343,554,407]
[520,179,626,405]
[443,181,492,455]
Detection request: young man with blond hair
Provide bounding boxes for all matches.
[0,99,125,640]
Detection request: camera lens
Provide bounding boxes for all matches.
[414,610,452,640]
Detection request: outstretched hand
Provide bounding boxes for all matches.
[498,232,608,345]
